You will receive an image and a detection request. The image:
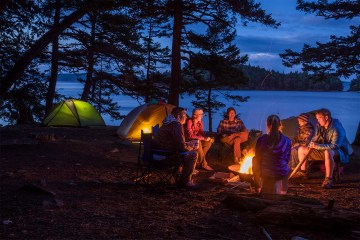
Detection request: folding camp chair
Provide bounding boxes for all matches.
[135,130,184,190]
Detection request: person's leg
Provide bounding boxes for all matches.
[233,137,242,160]
[180,150,197,185]
[324,149,335,178]
[289,146,299,170]
[196,141,205,167]
[298,146,310,171]
[199,140,213,170]
[280,176,288,195]
[201,140,212,158]
[261,176,283,194]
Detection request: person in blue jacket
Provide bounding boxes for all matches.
[252,114,291,194]
[297,108,353,189]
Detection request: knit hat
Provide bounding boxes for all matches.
[298,113,309,122]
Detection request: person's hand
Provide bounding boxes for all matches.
[205,137,211,142]
[308,142,316,148]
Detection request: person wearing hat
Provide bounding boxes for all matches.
[185,108,214,171]
[297,108,353,189]
[217,107,249,163]
[153,107,198,188]
[289,113,315,171]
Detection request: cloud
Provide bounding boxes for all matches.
[246,52,302,73]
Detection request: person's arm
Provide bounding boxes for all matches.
[217,120,224,135]
[185,119,204,140]
[314,125,345,150]
[171,122,188,152]
[302,125,315,146]
[231,120,249,140]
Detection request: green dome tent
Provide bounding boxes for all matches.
[42,99,105,127]
[117,102,175,140]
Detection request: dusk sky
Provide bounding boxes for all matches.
[236,0,357,77]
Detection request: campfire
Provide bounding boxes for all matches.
[227,150,255,184]
[238,153,254,174]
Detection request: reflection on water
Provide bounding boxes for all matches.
[2,82,360,142]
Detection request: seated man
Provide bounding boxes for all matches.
[153,107,198,188]
[185,108,214,171]
[217,107,249,163]
[297,108,353,189]
[289,113,314,170]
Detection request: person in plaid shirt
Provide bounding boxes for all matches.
[217,107,249,163]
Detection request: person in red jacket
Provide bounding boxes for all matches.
[185,108,214,171]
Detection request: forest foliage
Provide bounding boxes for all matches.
[0,0,358,125]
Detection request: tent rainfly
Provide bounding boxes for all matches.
[117,102,175,140]
[42,99,105,127]
[281,109,319,139]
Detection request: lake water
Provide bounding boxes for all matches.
[1,81,359,142]
[54,81,360,143]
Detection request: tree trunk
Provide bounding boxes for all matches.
[168,0,182,106]
[45,0,61,114]
[207,74,213,132]
[0,8,87,100]
[81,13,97,102]
[145,20,153,103]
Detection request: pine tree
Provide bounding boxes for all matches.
[280,0,359,80]
[165,0,279,105]
[182,24,249,131]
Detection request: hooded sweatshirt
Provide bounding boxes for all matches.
[153,115,191,152]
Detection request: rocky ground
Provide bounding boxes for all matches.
[0,125,359,239]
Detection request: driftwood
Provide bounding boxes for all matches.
[221,193,323,212]
[222,193,360,234]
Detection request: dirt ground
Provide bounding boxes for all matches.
[0,125,359,239]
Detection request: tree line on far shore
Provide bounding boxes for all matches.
[0,0,359,125]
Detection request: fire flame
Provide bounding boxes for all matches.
[239,154,254,174]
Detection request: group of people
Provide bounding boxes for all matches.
[152,106,353,192]
[153,107,249,188]
[253,108,352,193]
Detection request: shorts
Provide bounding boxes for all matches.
[307,148,339,161]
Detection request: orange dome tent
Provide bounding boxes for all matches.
[117,102,175,141]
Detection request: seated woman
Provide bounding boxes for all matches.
[217,107,249,163]
[185,108,214,171]
[252,115,291,195]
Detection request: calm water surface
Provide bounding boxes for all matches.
[2,82,358,142]
[56,82,359,142]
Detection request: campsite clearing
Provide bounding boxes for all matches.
[1,125,359,239]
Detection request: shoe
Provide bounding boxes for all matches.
[322,178,333,189]
[184,180,198,189]
[192,169,199,175]
[292,170,307,179]
[202,165,213,171]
